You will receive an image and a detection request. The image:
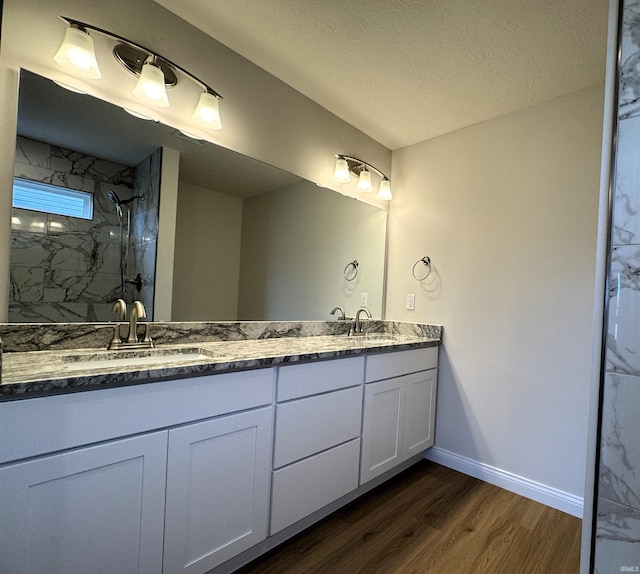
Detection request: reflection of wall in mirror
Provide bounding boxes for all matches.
[238,181,386,321]
[171,180,386,322]
[9,136,160,321]
[172,181,243,321]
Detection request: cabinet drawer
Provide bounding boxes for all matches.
[273,386,362,468]
[0,368,274,465]
[365,347,438,383]
[277,356,364,401]
[270,439,360,534]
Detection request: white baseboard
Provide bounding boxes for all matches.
[424,447,583,518]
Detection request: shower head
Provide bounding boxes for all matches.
[107,189,123,218]
[107,189,122,206]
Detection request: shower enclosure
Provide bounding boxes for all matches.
[107,189,145,300]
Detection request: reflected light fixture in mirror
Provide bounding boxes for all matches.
[53,16,223,131]
[333,155,393,200]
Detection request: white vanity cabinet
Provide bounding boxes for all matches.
[0,431,168,574]
[360,347,438,484]
[270,357,364,534]
[163,407,272,574]
[0,369,274,574]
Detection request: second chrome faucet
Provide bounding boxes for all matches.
[351,308,372,336]
[109,299,154,350]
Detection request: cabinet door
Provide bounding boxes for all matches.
[163,407,272,574]
[0,431,168,574]
[403,369,437,459]
[360,376,405,484]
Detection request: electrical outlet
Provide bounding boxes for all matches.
[360,292,368,307]
[406,294,416,310]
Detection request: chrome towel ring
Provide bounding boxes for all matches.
[412,256,432,281]
[344,260,359,281]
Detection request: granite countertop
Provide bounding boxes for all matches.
[0,321,442,400]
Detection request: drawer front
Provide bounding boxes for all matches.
[365,347,438,383]
[273,386,362,468]
[270,439,360,534]
[277,356,364,401]
[0,368,275,465]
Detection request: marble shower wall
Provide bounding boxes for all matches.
[129,148,161,319]
[9,136,160,322]
[595,1,640,571]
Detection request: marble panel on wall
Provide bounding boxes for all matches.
[620,0,640,120]
[606,245,640,375]
[10,136,137,322]
[595,1,640,570]
[595,498,640,574]
[613,115,640,245]
[599,373,640,509]
[127,149,161,318]
[9,267,44,302]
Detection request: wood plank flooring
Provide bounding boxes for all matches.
[239,461,582,574]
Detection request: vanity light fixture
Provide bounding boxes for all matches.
[356,168,373,192]
[333,155,393,200]
[191,90,222,130]
[131,56,170,108]
[53,23,102,79]
[332,157,352,183]
[53,16,223,130]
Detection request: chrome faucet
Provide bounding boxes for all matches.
[127,300,146,343]
[112,298,127,321]
[352,308,372,336]
[330,306,346,320]
[108,299,127,349]
[108,300,154,350]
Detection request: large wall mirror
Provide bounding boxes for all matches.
[10,70,387,323]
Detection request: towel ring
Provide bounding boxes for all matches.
[344,260,359,281]
[412,256,432,281]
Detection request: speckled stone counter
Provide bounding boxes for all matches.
[0,321,442,400]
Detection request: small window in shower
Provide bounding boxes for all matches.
[12,178,93,220]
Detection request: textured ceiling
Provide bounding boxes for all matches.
[153,0,609,150]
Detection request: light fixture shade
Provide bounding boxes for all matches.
[333,158,352,183]
[132,62,170,108]
[377,178,393,200]
[53,26,102,79]
[356,169,373,192]
[192,91,222,130]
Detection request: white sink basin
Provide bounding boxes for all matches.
[58,347,223,371]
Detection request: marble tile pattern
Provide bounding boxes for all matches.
[127,149,161,318]
[0,321,442,398]
[597,0,640,569]
[11,136,136,322]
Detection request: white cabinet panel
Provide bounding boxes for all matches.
[273,386,362,468]
[0,431,168,574]
[361,367,438,485]
[270,439,360,534]
[0,368,274,465]
[360,377,404,484]
[365,346,438,382]
[163,407,272,574]
[277,356,364,400]
[403,370,438,457]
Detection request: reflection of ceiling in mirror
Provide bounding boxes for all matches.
[17,70,301,197]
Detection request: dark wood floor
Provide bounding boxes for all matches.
[239,461,582,574]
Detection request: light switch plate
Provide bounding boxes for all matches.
[406,294,415,310]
